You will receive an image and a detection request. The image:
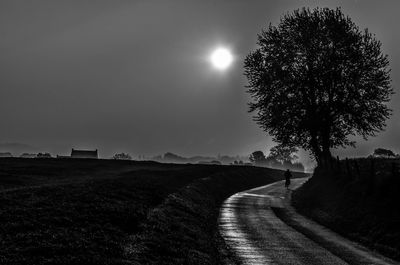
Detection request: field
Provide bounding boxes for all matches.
[293,158,400,261]
[0,158,300,265]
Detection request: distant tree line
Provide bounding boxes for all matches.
[250,144,305,172]
[150,152,248,165]
[0,152,52,158]
[112,153,132,160]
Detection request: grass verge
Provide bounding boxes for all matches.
[124,167,306,265]
[292,163,400,261]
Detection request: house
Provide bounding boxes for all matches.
[70,149,98,159]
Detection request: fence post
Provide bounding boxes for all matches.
[346,157,351,176]
[370,159,375,178]
[367,158,375,196]
[336,156,341,173]
[392,162,397,178]
[354,160,360,179]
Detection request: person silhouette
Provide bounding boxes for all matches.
[284,169,292,190]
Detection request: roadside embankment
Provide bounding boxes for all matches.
[124,167,306,265]
[292,160,400,261]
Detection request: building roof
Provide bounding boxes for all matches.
[70,149,98,158]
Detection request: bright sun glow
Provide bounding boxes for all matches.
[210,48,233,70]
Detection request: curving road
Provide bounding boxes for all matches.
[218,178,399,265]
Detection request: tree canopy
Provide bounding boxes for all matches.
[249,150,267,164]
[112,153,132,160]
[268,144,298,164]
[372,148,396,158]
[244,8,392,164]
[249,147,304,172]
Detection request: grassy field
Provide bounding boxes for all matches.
[293,158,400,261]
[0,158,298,265]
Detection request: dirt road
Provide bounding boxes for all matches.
[218,178,399,265]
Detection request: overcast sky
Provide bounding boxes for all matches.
[1,0,399,164]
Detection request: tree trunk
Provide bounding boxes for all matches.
[321,148,332,168]
[320,125,332,168]
[310,133,322,165]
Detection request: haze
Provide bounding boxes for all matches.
[1,0,399,166]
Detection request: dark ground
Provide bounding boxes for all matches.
[292,158,400,261]
[0,158,303,265]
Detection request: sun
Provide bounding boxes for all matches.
[210,47,233,70]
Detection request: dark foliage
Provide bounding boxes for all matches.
[112,153,132,160]
[249,146,305,172]
[244,8,392,164]
[293,158,400,260]
[268,144,298,164]
[372,148,396,158]
[249,150,267,164]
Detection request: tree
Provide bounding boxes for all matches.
[372,148,396,158]
[249,150,267,164]
[244,8,392,165]
[163,152,187,163]
[268,144,298,164]
[36,152,52,158]
[112,153,132,160]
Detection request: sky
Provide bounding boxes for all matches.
[1,0,400,166]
